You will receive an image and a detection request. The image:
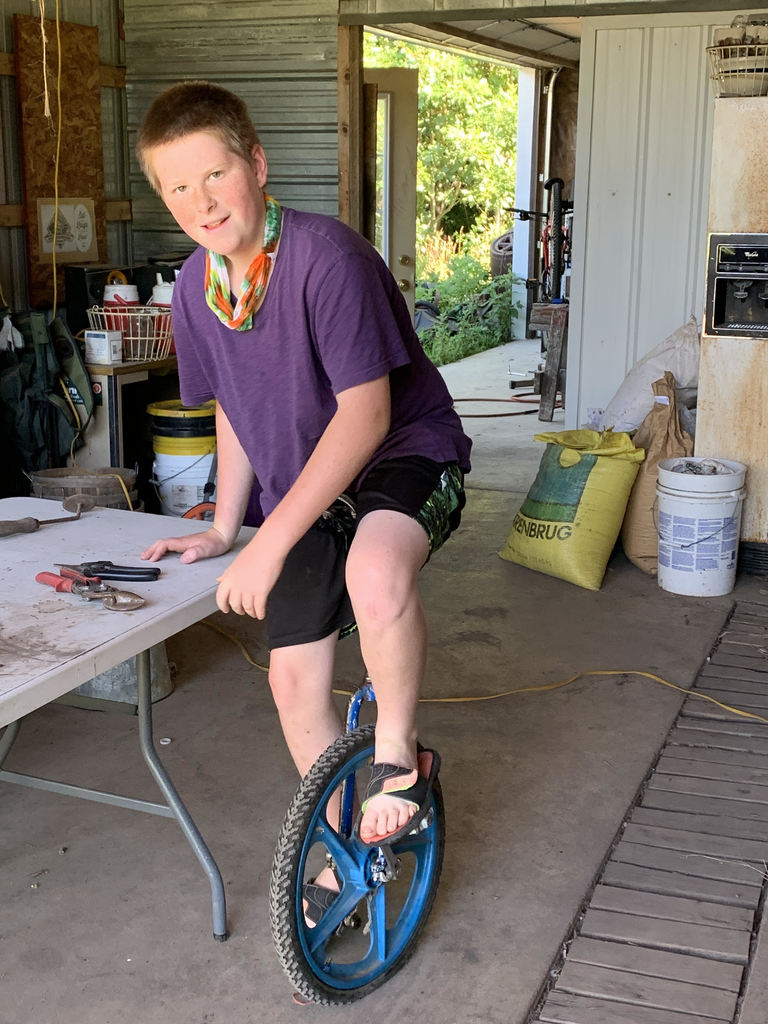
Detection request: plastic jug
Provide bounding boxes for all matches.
[103,269,140,309]
[103,270,140,334]
[150,273,174,308]
[150,273,175,353]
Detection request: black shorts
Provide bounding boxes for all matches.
[265,456,466,649]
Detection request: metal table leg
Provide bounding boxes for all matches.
[0,719,21,768]
[135,648,229,941]
[0,655,228,941]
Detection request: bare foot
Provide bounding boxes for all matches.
[358,766,419,843]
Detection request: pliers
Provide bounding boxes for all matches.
[54,560,161,582]
[36,568,146,611]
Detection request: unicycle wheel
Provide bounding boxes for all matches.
[269,724,445,1004]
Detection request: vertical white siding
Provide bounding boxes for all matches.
[568,12,735,427]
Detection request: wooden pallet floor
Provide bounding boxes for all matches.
[531,601,768,1024]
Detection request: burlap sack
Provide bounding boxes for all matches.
[621,371,694,574]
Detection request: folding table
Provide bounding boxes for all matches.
[0,496,256,941]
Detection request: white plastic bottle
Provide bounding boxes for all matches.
[150,273,175,355]
[150,272,174,307]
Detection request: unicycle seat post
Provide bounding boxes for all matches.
[344,676,375,734]
[340,678,376,836]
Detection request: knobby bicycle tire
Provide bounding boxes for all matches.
[269,724,445,1004]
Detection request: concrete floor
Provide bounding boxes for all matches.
[2,341,766,1023]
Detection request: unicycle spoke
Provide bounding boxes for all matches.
[304,880,368,953]
[308,819,357,878]
[370,884,388,962]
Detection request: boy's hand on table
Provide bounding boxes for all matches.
[215,531,284,619]
[141,527,231,564]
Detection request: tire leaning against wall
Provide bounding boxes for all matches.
[490,230,514,277]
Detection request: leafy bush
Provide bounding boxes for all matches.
[418,265,521,367]
[420,254,492,311]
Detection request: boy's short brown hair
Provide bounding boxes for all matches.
[137,80,261,191]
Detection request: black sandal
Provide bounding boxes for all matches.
[302,879,339,927]
[355,746,441,848]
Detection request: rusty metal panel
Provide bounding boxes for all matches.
[123,1,339,260]
[708,98,768,233]
[696,335,768,542]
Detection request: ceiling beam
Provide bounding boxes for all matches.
[340,0,751,25]
[423,21,578,69]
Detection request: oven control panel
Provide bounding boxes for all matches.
[705,233,768,338]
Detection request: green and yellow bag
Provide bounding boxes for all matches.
[499,429,644,590]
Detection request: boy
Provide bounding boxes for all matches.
[137,82,471,899]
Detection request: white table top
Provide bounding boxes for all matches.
[0,497,255,727]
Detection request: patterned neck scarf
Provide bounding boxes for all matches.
[204,194,282,331]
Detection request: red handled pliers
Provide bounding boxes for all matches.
[36,567,146,611]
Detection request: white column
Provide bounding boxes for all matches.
[511,67,539,340]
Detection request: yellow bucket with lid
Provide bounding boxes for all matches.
[146,400,217,515]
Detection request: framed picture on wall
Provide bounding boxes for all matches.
[35,197,98,262]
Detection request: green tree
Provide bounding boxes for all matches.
[364,34,518,268]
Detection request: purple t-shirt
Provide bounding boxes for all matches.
[172,207,471,516]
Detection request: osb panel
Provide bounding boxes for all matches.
[14,14,105,308]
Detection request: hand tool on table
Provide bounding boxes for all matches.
[0,494,96,538]
[54,561,161,581]
[35,567,146,611]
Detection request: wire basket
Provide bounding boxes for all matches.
[707,44,768,97]
[86,305,173,362]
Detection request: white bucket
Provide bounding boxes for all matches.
[656,457,747,597]
[152,450,216,517]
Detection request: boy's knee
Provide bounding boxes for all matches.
[346,560,415,625]
[268,662,305,709]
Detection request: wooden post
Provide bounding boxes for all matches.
[337,25,364,232]
[538,304,568,421]
[529,302,568,421]
[362,82,378,245]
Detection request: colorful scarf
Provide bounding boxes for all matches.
[204,194,282,331]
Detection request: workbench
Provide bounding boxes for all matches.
[0,497,256,940]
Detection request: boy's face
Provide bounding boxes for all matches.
[150,130,269,276]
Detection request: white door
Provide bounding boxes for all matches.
[363,67,418,317]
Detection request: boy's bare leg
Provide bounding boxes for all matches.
[346,509,430,843]
[270,632,342,894]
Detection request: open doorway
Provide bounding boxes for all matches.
[363,66,418,315]
[362,33,522,367]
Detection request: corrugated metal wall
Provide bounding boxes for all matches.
[0,0,126,310]
[567,11,739,427]
[122,1,340,262]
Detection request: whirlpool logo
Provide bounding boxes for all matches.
[512,514,573,541]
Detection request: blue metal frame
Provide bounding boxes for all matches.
[339,677,376,837]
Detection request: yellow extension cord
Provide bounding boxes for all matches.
[200,619,768,726]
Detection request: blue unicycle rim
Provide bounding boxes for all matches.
[295,742,442,991]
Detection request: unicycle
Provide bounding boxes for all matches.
[268,679,445,1004]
